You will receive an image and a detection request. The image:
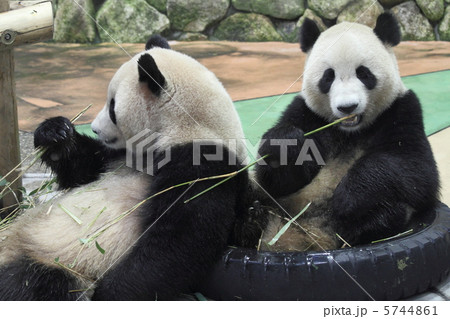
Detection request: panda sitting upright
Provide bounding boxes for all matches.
[0,36,248,300]
[255,13,439,251]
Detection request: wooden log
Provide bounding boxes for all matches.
[0,0,21,210]
[0,1,53,50]
[9,1,46,10]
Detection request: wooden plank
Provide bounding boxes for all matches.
[9,1,45,10]
[0,0,22,210]
[0,1,53,49]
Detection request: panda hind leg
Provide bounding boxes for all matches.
[0,257,91,301]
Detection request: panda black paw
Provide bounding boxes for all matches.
[34,117,75,149]
[233,200,269,248]
[258,126,306,166]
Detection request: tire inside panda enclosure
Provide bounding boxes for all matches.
[200,203,450,301]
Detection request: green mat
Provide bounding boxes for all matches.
[76,70,450,144]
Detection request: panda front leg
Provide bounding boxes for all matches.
[34,117,122,189]
[255,125,323,198]
[332,151,439,245]
[92,144,241,300]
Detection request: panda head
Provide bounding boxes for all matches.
[91,35,246,159]
[300,13,407,131]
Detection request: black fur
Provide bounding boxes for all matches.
[356,66,377,90]
[0,257,88,301]
[138,53,166,95]
[256,96,330,198]
[7,127,248,300]
[318,68,335,94]
[373,12,401,47]
[145,35,171,50]
[92,144,246,300]
[109,98,117,124]
[34,117,123,189]
[299,18,321,53]
[255,92,439,245]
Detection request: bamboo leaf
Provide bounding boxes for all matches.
[95,241,105,254]
[268,202,311,246]
[0,176,7,187]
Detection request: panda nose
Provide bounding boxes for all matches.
[92,128,100,135]
[337,104,358,114]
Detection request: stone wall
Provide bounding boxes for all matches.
[52,0,450,42]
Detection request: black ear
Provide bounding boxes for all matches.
[374,12,401,46]
[137,53,165,95]
[299,18,321,53]
[145,35,171,50]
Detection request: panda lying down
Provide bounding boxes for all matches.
[0,36,250,300]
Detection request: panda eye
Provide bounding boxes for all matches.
[318,68,335,94]
[109,98,117,125]
[356,66,377,90]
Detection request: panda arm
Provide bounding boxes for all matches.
[92,144,243,300]
[34,117,122,189]
[333,92,439,238]
[256,96,330,197]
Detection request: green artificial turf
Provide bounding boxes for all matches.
[76,70,450,150]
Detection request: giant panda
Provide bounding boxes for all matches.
[0,36,249,300]
[254,13,440,251]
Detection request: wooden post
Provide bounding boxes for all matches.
[0,0,21,209]
[0,0,53,210]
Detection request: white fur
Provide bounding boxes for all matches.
[302,22,407,131]
[0,164,148,279]
[1,46,247,293]
[92,48,247,162]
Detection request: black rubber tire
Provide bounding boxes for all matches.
[201,203,450,300]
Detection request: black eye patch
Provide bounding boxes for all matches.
[109,98,117,125]
[356,66,377,90]
[318,68,335,94]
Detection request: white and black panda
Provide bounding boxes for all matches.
[0,36,249,300]
[254,13,440,251]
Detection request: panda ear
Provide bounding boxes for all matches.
[145,35,171,50]
[374,12,401,47]
[137,53,165,95]
[299,18,321,53]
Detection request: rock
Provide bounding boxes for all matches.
[96,0,169,43]
[416,0,445,21]
[146,0,167,13]
[391,1,434,41]
[438,6,450,40]
[308,0,353,20]
[177,32,208,41]
[297,8,327,32]
[275,21,299,43]
[214,13,282,42]
[231,0,305,20]
[167,0,229,32]
[378,0,408,7]
[277,8,328,43]
[337,0,384,28]
[54,0,97,43]
[93,0,106,11]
